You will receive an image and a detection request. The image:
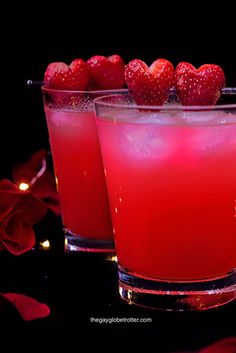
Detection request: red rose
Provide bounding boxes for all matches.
[12,150,61,216]
[0,179,47,255]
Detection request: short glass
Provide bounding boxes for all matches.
[94,89,236,310]
[42,88,126,252]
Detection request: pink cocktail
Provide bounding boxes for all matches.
[42,89,122,252]
[95,91,236,309]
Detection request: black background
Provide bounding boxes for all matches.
[2,5,236,176]
[1,5,236,352]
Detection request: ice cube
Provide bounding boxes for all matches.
[120,123,173,162]
[191,124,236,156]
[175,110,228,125]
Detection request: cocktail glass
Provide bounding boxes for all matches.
[94,89,236,310]
[42,88,126,252]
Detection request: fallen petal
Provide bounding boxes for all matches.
[200,337,236,353]
[2,293,50,321]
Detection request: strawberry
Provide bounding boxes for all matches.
[44,59,89,90]
[87,55,125,90]
[124,59,174,105]
[175,62,225,105]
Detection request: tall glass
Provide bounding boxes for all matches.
[42,88,126,252]
[94,90,236,310]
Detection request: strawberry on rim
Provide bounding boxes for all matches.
[44,59,89,90]
[125,58,174,105]
[44,55,126,91]
[87,54,126,90]
[175,62,226,105]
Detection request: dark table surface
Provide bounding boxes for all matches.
[0,213,235,353]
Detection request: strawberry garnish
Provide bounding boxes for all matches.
[175,62,225,105]
[125,59,174,105]
[44,59,89,90]
[87,55,125,90]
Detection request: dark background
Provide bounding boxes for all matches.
[1,7,236,352]
[2,6,236,178]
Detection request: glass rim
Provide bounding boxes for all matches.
[41,86,128,95]
[93,87,236,111]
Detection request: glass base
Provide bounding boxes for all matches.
[64,229,115,253]
[118,266,236,311]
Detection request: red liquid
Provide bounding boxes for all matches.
[45,109,113,239]
[97,111,236,280]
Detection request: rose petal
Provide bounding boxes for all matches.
[200,337,236,353]
[0,212,36,255]
[0,179,47,255]
[27,150,48,171]
[12,150,61,216]
[0,180,21,218]
[12,150,48,183]
[0,179,19,192]
[0,180,47,223]
[1,293,50,321]
[31,171,61,216]
[15,191,48,225]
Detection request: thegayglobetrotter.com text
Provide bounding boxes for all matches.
[90,317,152,324]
